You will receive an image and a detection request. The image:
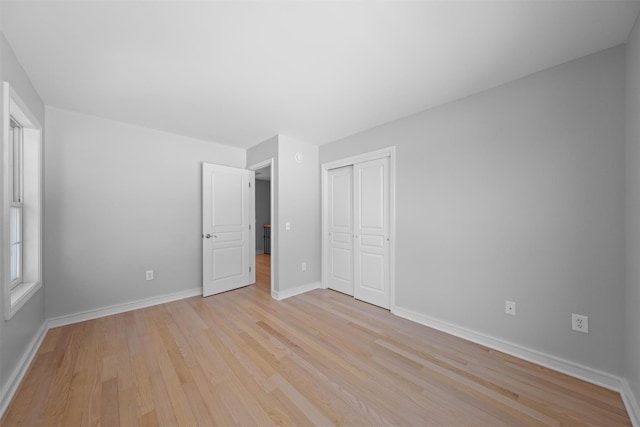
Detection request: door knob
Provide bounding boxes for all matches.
[205,234,213,239]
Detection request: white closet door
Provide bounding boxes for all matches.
[353,157,390,309]
[327,166,354,295]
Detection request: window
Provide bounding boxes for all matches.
[9,118,23,289]
[3,82,42,319]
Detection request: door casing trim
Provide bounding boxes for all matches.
[248,158,276,297]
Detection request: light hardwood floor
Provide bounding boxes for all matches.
[2,254,631,426]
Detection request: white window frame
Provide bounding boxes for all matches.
[9,118,24,290]
[3,82,43,320]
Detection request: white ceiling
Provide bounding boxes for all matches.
[2,1,639,149]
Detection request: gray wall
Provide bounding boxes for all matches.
[255,179,270,253]
[625,14,640,411]
[0,33,47,393]
[44,107,245,319]
[247,135,321,294]
[321,46,626,375]
[278,135,321,292]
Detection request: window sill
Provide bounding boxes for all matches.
[5,281,42,320]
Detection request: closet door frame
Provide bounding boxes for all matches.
[321,146,396,311]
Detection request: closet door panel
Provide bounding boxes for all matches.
[354,157,390,309]
[327,166,354,295]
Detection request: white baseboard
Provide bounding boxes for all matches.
[272,281,320,301]
[2,291,638,425]
[256,250,265,255]
[393,306,640,424]
[0,321,47,417]
[622,379,640,427]
[1,287,202,419]
[48,288,202,328]
[392,306,624,392]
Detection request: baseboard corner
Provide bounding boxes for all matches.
[0,320,48,419]
[622,379,640,427]
[271,281,321,301]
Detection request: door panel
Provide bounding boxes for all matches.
[359,252,385,291]
[327,166,354,295]
[360,234,384,248]
[211,247,243,280]
[359,165,385,229]
[332,173,352,227]
[331,232,351,244]
[331,247,351,281]
[354,157,390,309]
[203,163,255,296]
[213,173,244,225]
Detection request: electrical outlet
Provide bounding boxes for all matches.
[146,270,154,281]
[572,314,589,333]
[285,222,291,230]
[301,262,307,271]
[505,300,516,316]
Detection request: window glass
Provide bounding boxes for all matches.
[10,119,22,203]
[9,119,23,285]
[10,243,20,283]
[10,206,20,245]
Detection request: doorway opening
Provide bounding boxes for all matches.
[251,161,273,294]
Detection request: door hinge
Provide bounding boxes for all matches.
[249,182,251,188]
[249,224,251,230]
[249,266,252,272]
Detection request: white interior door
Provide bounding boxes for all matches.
[354,157,390,309]
[202,163,255,297]
[327,166,354,295]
